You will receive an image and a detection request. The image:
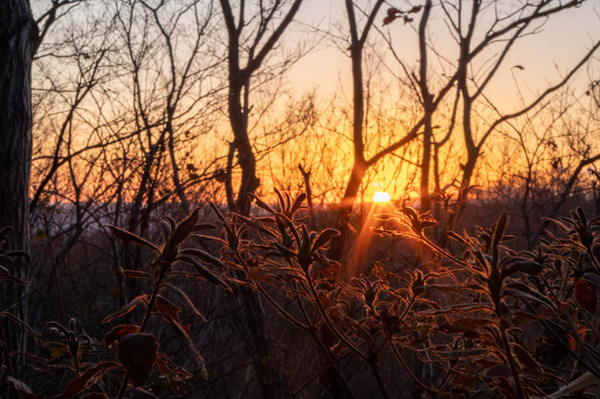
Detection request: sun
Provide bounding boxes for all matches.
[373,191,391,203]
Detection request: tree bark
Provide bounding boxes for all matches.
[0,0,36,259]
[0,0,38,395]
[417,0,433,212]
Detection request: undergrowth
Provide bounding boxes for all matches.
[2,192,600,398]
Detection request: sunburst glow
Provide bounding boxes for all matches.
[373,191,391,203]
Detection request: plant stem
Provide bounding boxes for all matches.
[369,360,391,399]
[116,263,167,399]
[499,321,525,399]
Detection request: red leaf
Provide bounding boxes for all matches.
[567,325,588,350]
[158,311,207,379]
[574,279,597,314]
[156,296,185,331]
[0,272,28,285]
[511,343,542,371]
[55,362,119,398]
[101,295,148,324]
[118,333,158,387]
[105,324,140,349]
[120,268,153,279]
[156,352,193,395]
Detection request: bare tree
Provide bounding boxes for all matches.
[218,0,305,215]
[438,0,600,224]
[329,2,429,262]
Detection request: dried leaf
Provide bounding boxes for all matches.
[120,268,153,280]
[208,202,226,222]
[156,352,193,394]
[0,271,28,285]
[0,226,12,243]
[55,362,119,398]
[504,282,556,310]
[312,228,340,252]
[249,194,276,214]
[118,333,158,387]
[178,256,231,291]
[437,317,494,335]
[101,295,148,324]
[274,243,297,259]
[545,372,598,398]
[383,7,399,25]
[108,226,160,252]
[162,283,207,322]
[511,342,542,371]
[156,296,185,330]
[159,311,207,379]
[171,208,200,246]
[105,324,140,349]
[178,248,226,269]
[574,279,597,314]
[274,188,286,211]
[290,193,307,215]
[502,260,544,278]
[1,312,39,338]
[192,223,216,232]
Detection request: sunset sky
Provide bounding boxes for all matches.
[27,0,600,207]
[291,0,600,108]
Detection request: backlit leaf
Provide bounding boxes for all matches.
[56,362,119,398]
[108,226,160,252]
[312,228,340,252]
[574,279,597,314]
[105,324,140,349]
[101,295,148,324]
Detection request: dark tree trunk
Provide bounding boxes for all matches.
[328,161,366,265]
[0,0,38,395]
[0,0,36,260]
[418,0,433,213]
[329,0,384,268]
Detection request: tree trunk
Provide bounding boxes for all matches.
[328,161,366,267]
[0,0,36,261]
[418,0,433,212]
[0,1,38,395]
[225,70,260,216]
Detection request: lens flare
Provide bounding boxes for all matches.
[373,191,391,203]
